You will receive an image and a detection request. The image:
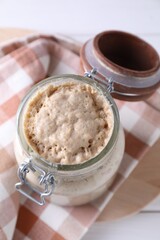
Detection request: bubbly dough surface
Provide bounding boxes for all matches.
[24,82,114,164]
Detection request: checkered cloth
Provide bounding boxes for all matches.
[0,33,160,240]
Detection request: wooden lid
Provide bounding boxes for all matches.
[81,31,160,101]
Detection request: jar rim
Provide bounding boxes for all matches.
[16,74,120,172]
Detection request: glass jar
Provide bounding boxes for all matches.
[15,30,160,206]
[14,74,125,206]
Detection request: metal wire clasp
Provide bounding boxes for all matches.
[15,159,55,206]
[84,68,114,93]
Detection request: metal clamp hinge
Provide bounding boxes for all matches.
[15,159,55,206]
[84,68,114,93]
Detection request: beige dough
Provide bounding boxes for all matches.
[23,82,113,164]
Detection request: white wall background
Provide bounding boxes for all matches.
[0,0,160,51]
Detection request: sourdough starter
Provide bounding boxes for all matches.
[15,80,125,205]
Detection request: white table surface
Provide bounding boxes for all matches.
[0,0,160,239]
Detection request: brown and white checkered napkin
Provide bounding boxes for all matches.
[0,33,160,240]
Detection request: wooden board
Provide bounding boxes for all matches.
[98,139,160,221]
[0,28,36,43]
[1,28,160,222]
